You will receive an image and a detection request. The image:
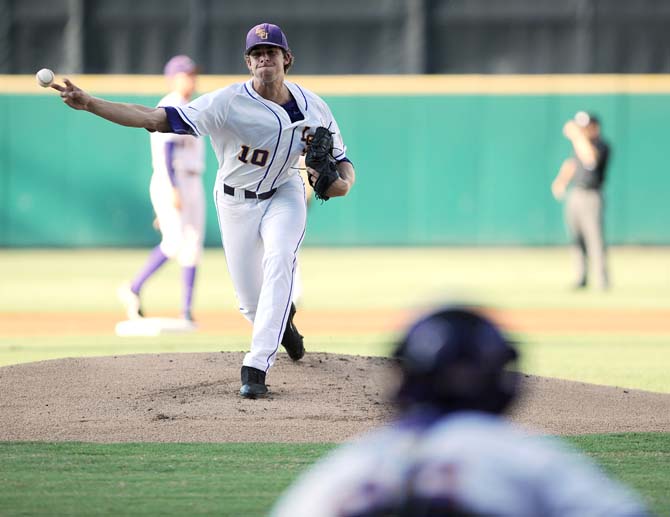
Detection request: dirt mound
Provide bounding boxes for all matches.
[1,352,668,443]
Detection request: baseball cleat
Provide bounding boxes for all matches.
[240,366,268,399]
[281,303,305,361]
[117,282,144,319]
[571,280,587,290]
[181,312,198,331]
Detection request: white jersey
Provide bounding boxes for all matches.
[174,79,346,193]
[271,411,648,517]
[152,92,205,178]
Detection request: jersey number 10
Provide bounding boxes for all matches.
[238,145,270,167]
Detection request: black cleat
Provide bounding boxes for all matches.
[281,303,305,361]
[240,366,268,399]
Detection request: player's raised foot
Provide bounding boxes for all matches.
[240,366,268,399]
[117,282,144,319]
[281,303,305,361]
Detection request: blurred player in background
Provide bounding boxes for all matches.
[271,306,648,517]
[552,111,611,291]
[117,55,206,323]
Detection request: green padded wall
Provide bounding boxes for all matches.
[2,89,669,246]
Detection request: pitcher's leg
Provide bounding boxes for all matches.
[214,189,264,324]
[243,178,307,372]
[292,260,303,305]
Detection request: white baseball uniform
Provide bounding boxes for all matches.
[271,410,648,517]
[151,91,206,267]
[169,79,347,373]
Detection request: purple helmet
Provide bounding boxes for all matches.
[393,306,519,414]
[164,55,198,77]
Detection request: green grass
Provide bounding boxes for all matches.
[516,334,670,393]
[1,436,667,516]
[0,442,333,517]
[0,333,397,369]
[0,334,251,366]
[2,247,670,312]
[567,433,670,514]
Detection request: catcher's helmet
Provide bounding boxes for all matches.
[393,307,519,414]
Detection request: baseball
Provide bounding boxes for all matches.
[36,68,55,88]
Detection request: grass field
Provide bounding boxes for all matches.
[1,434,668,516]
[1,247,669,515]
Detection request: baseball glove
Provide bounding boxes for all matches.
[305,127,339,201]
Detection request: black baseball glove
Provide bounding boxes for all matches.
[305,127,339,201]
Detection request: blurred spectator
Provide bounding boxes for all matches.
[552,111,611,290]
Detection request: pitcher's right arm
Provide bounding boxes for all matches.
[52,78,170,133]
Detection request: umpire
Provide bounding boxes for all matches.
[552,111,611,290]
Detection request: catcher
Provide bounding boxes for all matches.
[272,306,649,516]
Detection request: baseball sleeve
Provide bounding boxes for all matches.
[320,103,347,162]
[163,107,195,136]
[172,89,230,137]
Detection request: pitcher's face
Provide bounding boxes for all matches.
[246,46,289,83]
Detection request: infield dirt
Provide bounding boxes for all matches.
[3,307,670,336]
[1,352,669,443]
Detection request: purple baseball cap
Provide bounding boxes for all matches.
[164,55,198,77]
[245,23,289,54]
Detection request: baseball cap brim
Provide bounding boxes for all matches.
[245,42,287,54]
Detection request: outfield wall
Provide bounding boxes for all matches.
[1,75,669,246]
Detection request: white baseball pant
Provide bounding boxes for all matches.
[214,173,306,372]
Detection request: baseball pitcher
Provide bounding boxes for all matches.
[52,24,355,398]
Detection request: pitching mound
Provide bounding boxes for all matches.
[1,352,669,443]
